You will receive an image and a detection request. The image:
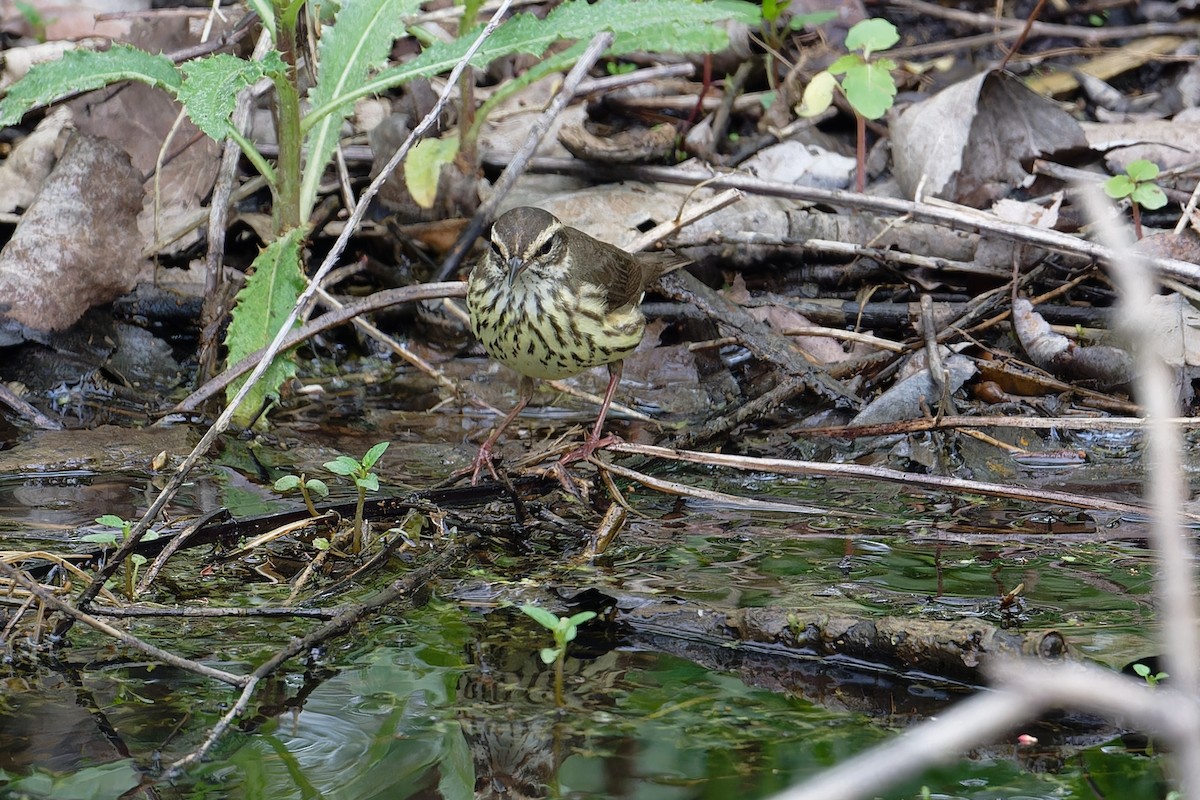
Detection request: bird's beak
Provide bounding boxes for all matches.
[506,257,524,287]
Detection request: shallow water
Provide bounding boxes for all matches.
[0,411,1180,799]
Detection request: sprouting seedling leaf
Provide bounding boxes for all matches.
[1125,159,1160,182]
[797,70,837,117]
[844,17,899,58]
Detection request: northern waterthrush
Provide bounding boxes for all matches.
[466,206,686,483]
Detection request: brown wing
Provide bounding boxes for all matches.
[564,228,689,312]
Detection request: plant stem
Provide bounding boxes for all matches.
[855,112,866,193]
[353,486,366,553]
[554,652,565,707]
[272,2,304,230]
[1132,203,1144,240]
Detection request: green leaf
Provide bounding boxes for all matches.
[0,44,181,126]
[223,228,306,427]
[301,0,423,217]
[826,54,862,76]
[326,0,759,125]
[356,474,380,492]
[275,475,302,491]
[314,537,330,550]
[81,532,119,546]
[246,0,276,41]
[1133,183,1168,210]
[325,456,360,476]
[1104,174,1135,199]
[95,514,127,528]
[1126,159,1160,182]
[567,611,597,627]
[845,17,899,57]
[797,70,837,117]
[306,479,330,496]
[362,441,391,469]
[405,136,460,209]
[178,52,286,142]
[841,62,897,120]
[520,604,561,631]
[539,647,560,664]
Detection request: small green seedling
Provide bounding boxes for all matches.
[798,17,900,192]
[83,515,160,599]
[1104,159,1167,240]
[273,473,330,517]
[1132,662,1168,687]
[324,441,389,554]
[519,604,597,706]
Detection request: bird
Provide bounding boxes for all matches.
[465,206,687,484]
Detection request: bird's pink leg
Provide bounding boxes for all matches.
[560,361,624,466]
[471,377,534,484]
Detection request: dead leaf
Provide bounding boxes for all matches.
[0,133,145,342]
[891,70,1087,206]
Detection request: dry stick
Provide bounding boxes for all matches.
[596,459,866,517]
[608,442,1171,519]
[58,3,515,633]
[887,0,1200,43]
[523,160,1200,286]
[1083,186,1200,781]
[432,30,617,283]
[165,534,474,776]
[0,560,248,688]
[174,281,468,411]
[802,413,1200,437]
[0,381,62,430]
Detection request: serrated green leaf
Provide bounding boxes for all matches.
[1104,175,1135,199]
[178,52,286,141]
[520,604,561,631]
[842,62,897,120]
[1133,183,1168,210]
[362,441,390,468]
[326,0,759,126]
[405,136,459,209]
[301,0,423,217]
[1125,159,1160,182]
[224,229,306,427]
[845,17,899,57]
[0,44,181,125]
[796,70,836,117]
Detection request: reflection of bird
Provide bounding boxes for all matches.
[466,207,687,483]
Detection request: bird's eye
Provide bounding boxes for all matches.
[536,239,554,258]
[490,240,503,257]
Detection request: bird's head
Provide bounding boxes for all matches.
[489,207,567,287]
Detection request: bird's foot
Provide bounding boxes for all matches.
[559,433,622,467]
[469,444,502,485]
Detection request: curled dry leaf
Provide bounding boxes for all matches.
[1011,297,1133,389]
